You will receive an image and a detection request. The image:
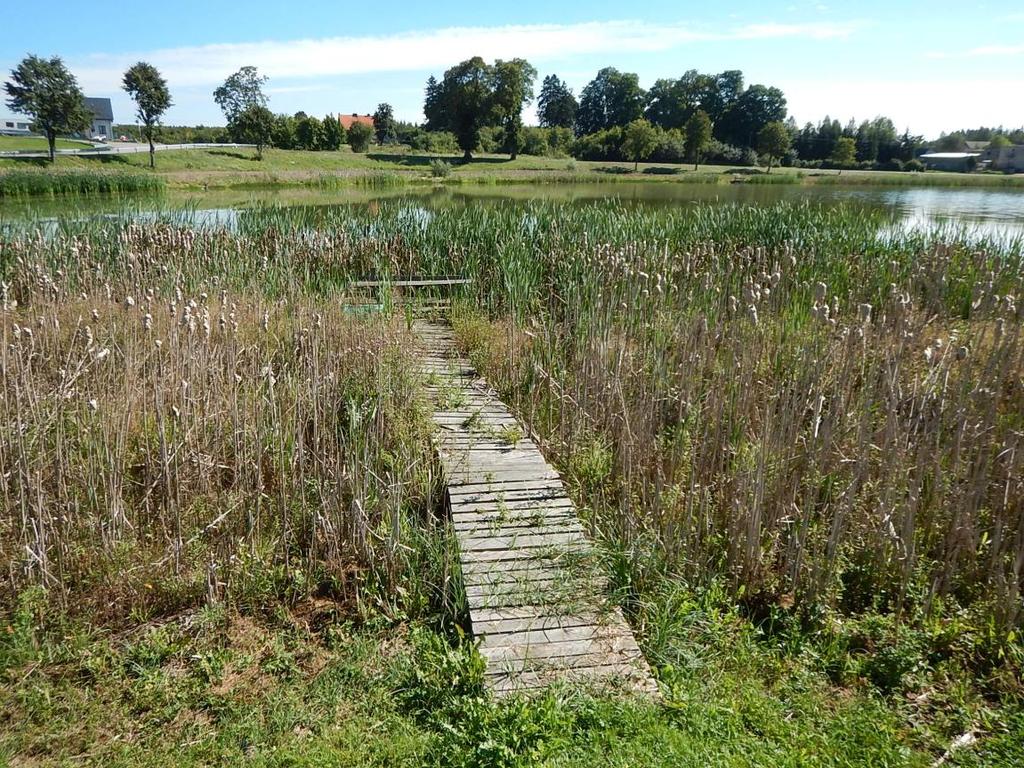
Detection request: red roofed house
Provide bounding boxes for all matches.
[339,114,374,130]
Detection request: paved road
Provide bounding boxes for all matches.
[0,142,255,159]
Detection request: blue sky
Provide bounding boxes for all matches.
[3,1,1023,136]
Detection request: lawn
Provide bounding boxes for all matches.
[0,134,94,152]
[1,144,1021,190]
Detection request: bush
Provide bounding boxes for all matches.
[571,127,624,162]
[347,121,373,153]
[430,159,452,178]
[879,158,904,171]
[904,158,924,172]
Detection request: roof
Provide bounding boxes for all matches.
[920,152,980,159]
[964,140,989,150]
[339,114,374,130]
[83,97,113,121]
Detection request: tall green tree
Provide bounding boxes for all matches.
[684,109,713,170]
[717,84,787,148]
[122,61,172,169]
[295,114,323,150]
[576,67,645,135]
[756,121,791,172]
[425,57,495,159]
[372,103,397,144]
[621,118,658,171]
[347,121,373,153]
[537,75,578,129]
[213,66,268,127]
[831,136,857,166]
[492,58,537,159]
[3,55,90,162]
[232,104,274,159]
[321,114,344,151]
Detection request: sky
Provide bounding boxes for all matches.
[2,1,1023,137]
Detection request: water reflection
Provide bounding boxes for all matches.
[2,182,1023,241]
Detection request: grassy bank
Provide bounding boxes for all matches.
[0,169,164,197]
[0,135,94,152]
[1,146,1022,193]
[2,202,1022,765]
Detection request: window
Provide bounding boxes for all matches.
[4,121,13,128]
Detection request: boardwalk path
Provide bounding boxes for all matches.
[415,321,657,696]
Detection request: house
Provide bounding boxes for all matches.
[82,97,114,139]
[338,113,374,131]
[984,145,1024,173]
[0,109,33,135]
[919,152,980,172]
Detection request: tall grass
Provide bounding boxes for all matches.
[0,169,164,198]
[2,199,1022,650]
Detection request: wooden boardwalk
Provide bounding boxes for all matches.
[415,321,657,697]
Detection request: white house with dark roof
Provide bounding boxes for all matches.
[0,109,33,135]
[82,97,114,139]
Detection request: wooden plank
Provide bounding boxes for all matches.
[416,320,655,698]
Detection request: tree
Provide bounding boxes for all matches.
[271,113,296,149]
[4,55,90,162]
[295,115,323,150]
[122,62,172,169]
[717,84,787,148]
[537,75,578,129]
[756,121,791,172]
[684,109,712,170]
[424,57,495,159]
[492,58,536,159]
[831,136,857,167]
[989,134,1012,148]
[576,67,645,135]
[213,66,268,125]
[372,103,397,144]
[621,118,658,171]
[232,105,274,159]
[321,114,344,151]
[347,121,373,153]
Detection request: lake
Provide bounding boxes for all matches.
[3,181,1024,243]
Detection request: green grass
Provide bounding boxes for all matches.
[0,134,94,151]
[1,145,1021,192]
[0,168,164,197]
[11,584,1011,767]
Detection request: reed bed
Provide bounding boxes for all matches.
[0,169,165,198]
[0,266,443,620]
[2,200,1022,650]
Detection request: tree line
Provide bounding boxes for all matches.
[6,53,1023,171]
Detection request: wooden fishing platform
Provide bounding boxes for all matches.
[415,320,657,697]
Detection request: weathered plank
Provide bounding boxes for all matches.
[415,320,656,698]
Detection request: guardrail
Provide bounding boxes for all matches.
[0,142,256,158]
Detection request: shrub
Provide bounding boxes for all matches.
[347,121,373,153]
[430,159,452,178]
[904,158,924,172]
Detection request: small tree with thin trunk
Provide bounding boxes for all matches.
[756,121,791,173]
[122,62,172,169]
[4,55,90,163]
[621,118,658,172]
[684,109,712,170]
[232,105,274,159]
[372,103,396,144]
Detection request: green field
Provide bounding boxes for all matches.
[0,134,95,151]
[1,144,1022,191]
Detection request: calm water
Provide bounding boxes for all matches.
[3,182,1024,242]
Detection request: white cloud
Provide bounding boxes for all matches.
[60,19,863,93]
